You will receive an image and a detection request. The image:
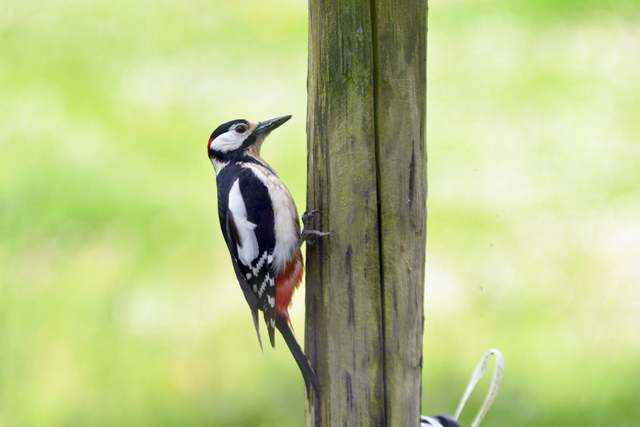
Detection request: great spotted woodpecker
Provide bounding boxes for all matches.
[207,115,328,392]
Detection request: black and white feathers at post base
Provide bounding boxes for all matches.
[420,415,459,427]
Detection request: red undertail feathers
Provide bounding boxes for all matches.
[275,251,304,321]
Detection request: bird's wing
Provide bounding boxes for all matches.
[227,168,278,347]
[224,208,263,351]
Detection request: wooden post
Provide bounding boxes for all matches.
[305,0,427,426]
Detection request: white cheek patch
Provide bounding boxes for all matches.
[210,130,249,153]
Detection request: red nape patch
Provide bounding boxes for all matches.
[207,137,214,153]
[275,251,304,321]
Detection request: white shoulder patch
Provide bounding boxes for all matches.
[228,179,260,266]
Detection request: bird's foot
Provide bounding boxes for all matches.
[298,210,332,248]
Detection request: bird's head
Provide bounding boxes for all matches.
[208,115,292,172]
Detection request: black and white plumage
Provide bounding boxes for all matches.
[207,115,322,392]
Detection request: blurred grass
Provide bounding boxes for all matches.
[1,0,639,425]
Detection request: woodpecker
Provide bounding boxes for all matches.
[207,115,328,393]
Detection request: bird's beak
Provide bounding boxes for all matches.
[254,115,292,136]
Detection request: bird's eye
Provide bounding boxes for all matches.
[235,125,247,134]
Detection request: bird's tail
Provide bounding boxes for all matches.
[251,308,263,352]
[275,316,318,395]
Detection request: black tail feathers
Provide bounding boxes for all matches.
[275,317,318,395]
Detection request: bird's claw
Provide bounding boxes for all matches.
[302,210,321,224]
[298,210,331,248]
[300,229,332,246]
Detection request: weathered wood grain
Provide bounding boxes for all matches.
[373,1,428,426]
[305,0,427,425]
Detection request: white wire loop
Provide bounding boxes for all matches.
[420,348,504,427]
[454,348,504,427]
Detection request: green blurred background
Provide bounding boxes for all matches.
[1,0,639,425]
